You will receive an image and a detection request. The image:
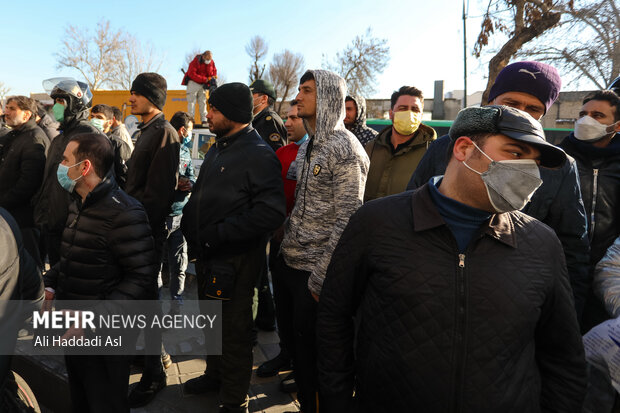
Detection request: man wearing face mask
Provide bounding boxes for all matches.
[363,86,436,202]
[161,111,195,315]
[42,132,157,412]
[184,50,217,128]
[407,61,591,324]
[250,79,286,152]
[90,104,133,163]
[34,77,101,267]
[559,90,620,333]
[317,105,586,412]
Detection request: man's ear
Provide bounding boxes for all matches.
[452,136,474,162]
[82,159,92,176]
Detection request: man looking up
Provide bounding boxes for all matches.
[559,90,620,332]
[124,72,180,407]
[181,82,285,413]
[364,86,436,202]
[250,79,286,151]
[344,95,377,146]
[318,106,586,412]
[0,96,47,267]
[408,61,590,322]
[277,70,369,412]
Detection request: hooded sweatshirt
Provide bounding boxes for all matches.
[281,70,370,295]
[347,95,377,146]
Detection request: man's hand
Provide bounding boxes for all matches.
[60,310,86,341]
[178,177,193,191]
[41,289,55,312]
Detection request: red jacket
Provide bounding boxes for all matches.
[276,143,301,216]
[187,55,217,84]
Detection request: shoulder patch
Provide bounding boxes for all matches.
[269,133,281,142]
[313,164,321,176]
[266,116,272,121]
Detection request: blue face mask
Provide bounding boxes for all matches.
[56,161,85,192]
[90,118,106,132]
[183,129,193,147]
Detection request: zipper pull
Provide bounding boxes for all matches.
[458,254,466,268]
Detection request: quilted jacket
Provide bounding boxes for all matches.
[317,185,587,413]
[43,174,158,300]
[407,134,590,321]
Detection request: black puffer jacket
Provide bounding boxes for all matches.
[0,118,48,228]
[407,134,590,320]
[43,175,158,300]
[318,186,586,413]
[182,126,285,259]
[560,133,620,331]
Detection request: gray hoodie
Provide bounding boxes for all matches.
[281,70,370,295]
[347,94,377,146]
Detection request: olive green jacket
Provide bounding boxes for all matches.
[364,124,436,202]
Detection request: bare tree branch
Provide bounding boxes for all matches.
[519,0,619,89]
[474,0,563,103]
[0,82,11,103]
[268,50,305,113]
[111,34,164,90]
[246,36,268,83]
[323,28,390,96]
[55,19,164,90]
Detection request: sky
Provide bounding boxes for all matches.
[1,0,505,100]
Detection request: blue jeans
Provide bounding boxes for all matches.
[157,215,187,307]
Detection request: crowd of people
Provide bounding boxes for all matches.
[0,58,620,413]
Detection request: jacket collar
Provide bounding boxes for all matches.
[138,112,164,130]
[78,172,118,210]
[411,184,517,248]
[215,125,252,148]
[376,123,436,154]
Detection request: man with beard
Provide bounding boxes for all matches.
[182,82,285,413]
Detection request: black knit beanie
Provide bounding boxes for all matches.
[131,72,167,110]
[208,82,253,124]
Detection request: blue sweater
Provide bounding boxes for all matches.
[428,176,491,252]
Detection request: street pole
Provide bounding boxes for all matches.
[463,0,468,108]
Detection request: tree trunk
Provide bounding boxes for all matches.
[481,11,562,104]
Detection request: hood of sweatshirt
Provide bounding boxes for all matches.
[349,94,368,129]
[302,69,348,148]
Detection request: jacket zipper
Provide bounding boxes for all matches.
[452,253,467,413]
[590,169,598,241]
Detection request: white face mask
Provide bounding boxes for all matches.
[574,115,615,142]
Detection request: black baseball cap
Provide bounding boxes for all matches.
[449,105,566,168]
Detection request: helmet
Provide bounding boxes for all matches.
[609,76,620,96]
[43,77,92,120]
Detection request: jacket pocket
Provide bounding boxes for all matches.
[202,260,236,300]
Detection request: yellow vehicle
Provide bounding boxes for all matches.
[91,89,208,130]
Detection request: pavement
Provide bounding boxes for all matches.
[129,328,300,413]
[17,264,300,413]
